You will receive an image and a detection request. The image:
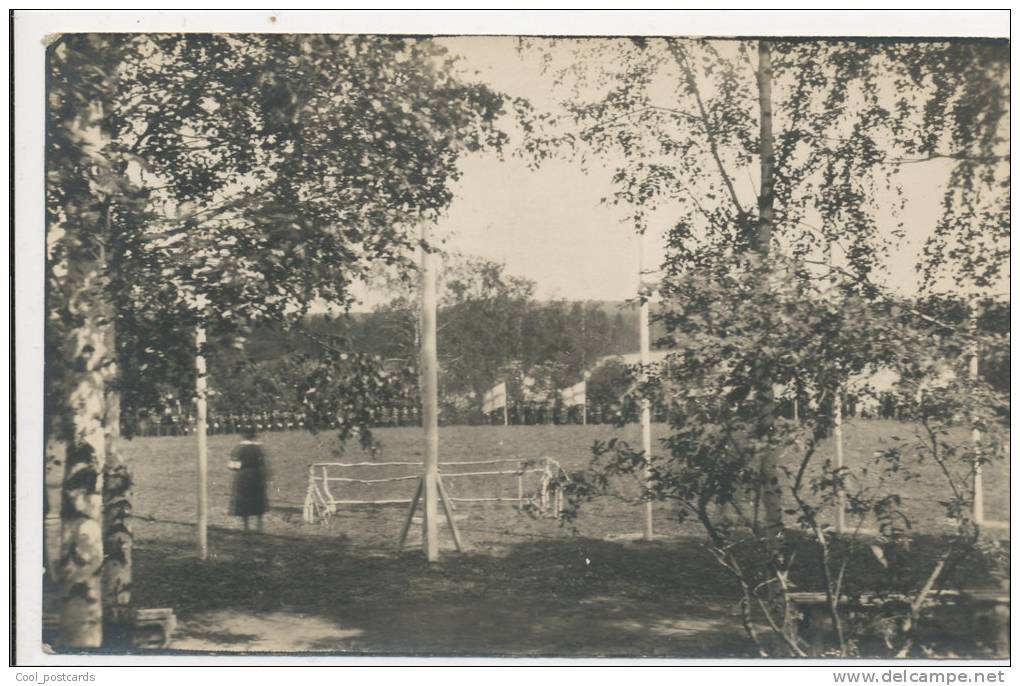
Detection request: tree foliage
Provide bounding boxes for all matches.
[521,37,1008,293]
[45,32,507,645]
[565,256,1008,656]
[49,33,509,434]
[352,255,645,415]
[528,37,1010,656]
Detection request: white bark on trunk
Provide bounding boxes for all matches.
[755,40,784,548]
[102,354,133,619]
[59,267,108,648]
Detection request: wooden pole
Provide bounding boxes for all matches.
[195,325,209,560]
[638,237,654,541]
[503,399,509,427]
[582,377,588,426]
[420,225,440,562]
[833,385,846,534]
[971,343,984,527]
[436,478,464,552]
[397,478,424,552]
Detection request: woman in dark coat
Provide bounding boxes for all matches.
[228,428,270,532]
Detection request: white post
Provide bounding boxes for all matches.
[582,374,589,426]
[503,401,509,427]
[638,237,653,541]
[420,225,440,562]
[833,386,845,534]
[195,325,209,560]
[971,344,984,527]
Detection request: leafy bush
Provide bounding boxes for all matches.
[563,255,1008,657]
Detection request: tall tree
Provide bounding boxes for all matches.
[46,33,506,646]
[46,34,145,647]
[526,36,1008,655]
[752,41,783,549]
[523,35,1009,541]
[438,256,535,409]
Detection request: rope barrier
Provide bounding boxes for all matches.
[324,474,422,484]
[302,456,569,524]
[440,469,544,478]
[440,458,540,466]
[313,461,423,468]
[331,498,415,505]
[314,457,538,469]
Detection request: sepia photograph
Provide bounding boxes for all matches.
[11,9,1012,670]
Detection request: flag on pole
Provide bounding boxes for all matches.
[482,381,507,414]
[560,380,587,407]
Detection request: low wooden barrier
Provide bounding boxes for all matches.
[303,457,567,523]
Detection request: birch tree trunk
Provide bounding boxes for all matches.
[56,99,118,648]
[44,440,67,585]
[755,40,785,549]
[59,266,110,647]
[755,39,798,654]
[102,349,133,621]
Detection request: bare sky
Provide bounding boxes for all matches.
[351,37,656,310]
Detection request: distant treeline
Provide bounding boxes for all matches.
[123,287,1008,436]
[242,300,666,363]
[204,299,671,416]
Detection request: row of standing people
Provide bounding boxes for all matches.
[137,404,620,435]
[136,392,908,437]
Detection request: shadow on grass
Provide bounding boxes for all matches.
[122,527,754,657]
[50,518,1007,658]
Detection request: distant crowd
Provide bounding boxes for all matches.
[134,403,637,436]
[132,392,908,437]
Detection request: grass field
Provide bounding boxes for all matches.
[127,418,1009,542]
[75,419,1007,656]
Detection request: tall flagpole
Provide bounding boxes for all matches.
[420,223,440,562]
[639,235,654,541]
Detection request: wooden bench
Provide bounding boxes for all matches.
[43,608,177,650]
[790,590,1009,657]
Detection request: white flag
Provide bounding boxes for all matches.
[560,380,587,406]
[482,381,507,413]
